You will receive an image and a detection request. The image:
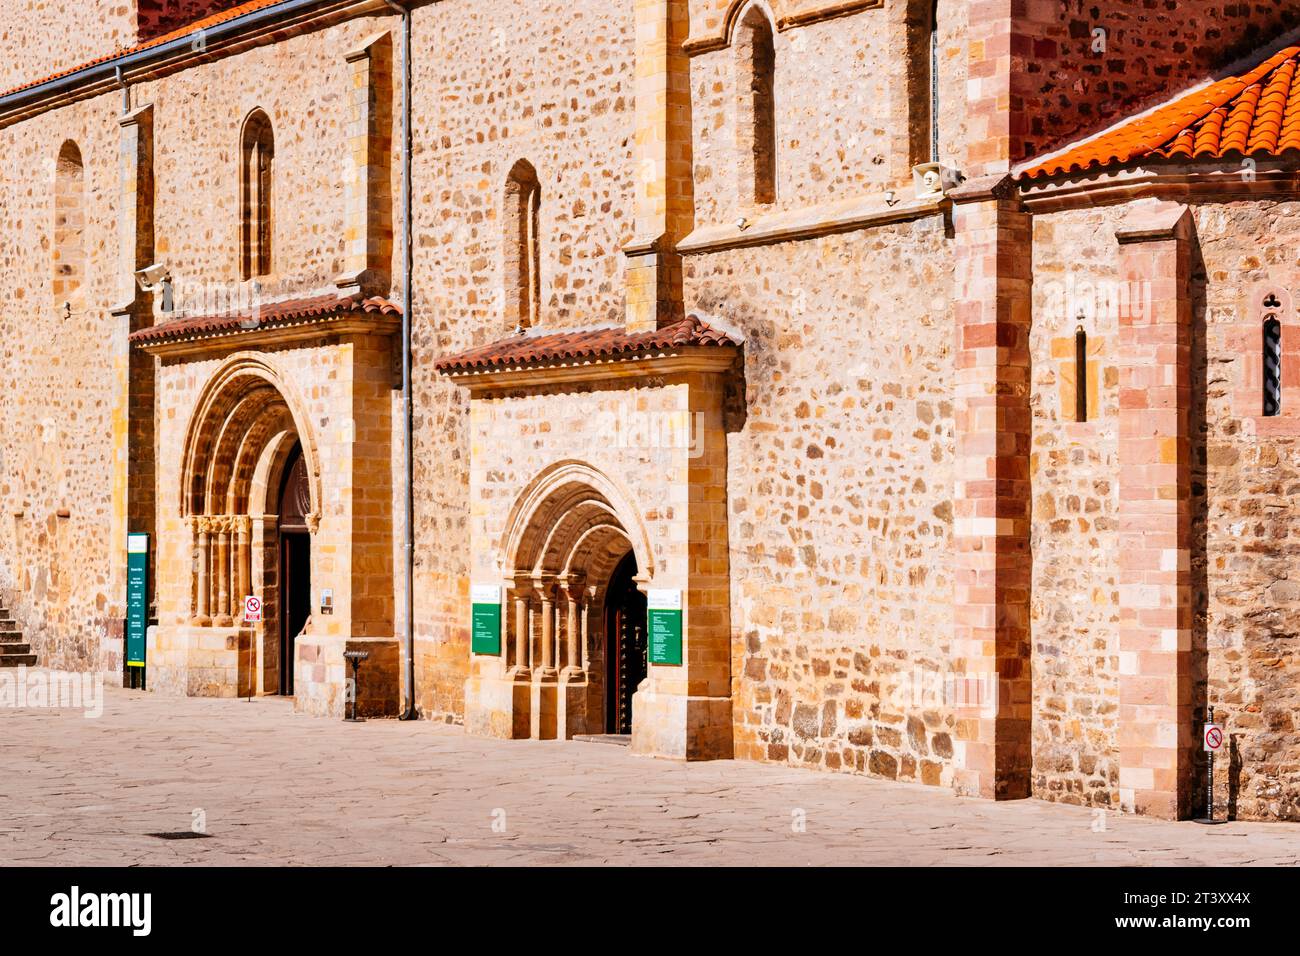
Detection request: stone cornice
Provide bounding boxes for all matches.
[675,193,947,255]
[136,312,400,359]
[1016,160,1300,214]
[442,347,740,396]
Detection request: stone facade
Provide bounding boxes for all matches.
[3,0,1300,819]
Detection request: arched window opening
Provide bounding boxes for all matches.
[53,140,86,313]
[735,5,776,206]
[240,110,274,280]
[504,159,541,330]
[1264,313,1283,417]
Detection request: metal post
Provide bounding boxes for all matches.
[1205,705,1215,820]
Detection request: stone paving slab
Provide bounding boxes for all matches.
[3,678,1300,866]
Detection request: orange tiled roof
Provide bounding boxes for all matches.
[435,315,739,374]
[129,293,401,346]
[1020,44,1300,182]
[1,0,289,100]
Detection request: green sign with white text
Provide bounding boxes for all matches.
[647,589,682,666]
[471,584,502,656]
[126,533,149,668]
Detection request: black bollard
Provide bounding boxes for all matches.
[343,650,370,722]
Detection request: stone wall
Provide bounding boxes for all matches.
[0,91,123,672]
[685,215,959,785]
[0,0,137,94]
[688,0,968,225]
[1030,198,1300,821]
[137,16,399,311]
[406,0,637,720]
[1029,207,1122,808]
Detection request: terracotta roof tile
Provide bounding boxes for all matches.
[1020,44,1300,182]
[434,315,740,374]
[1,0,289,99]
[128,293,401,346]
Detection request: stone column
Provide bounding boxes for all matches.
[215,521,233,627]
[537,583,556,679]
[192,519,212,626]
[566,591,579,671]
[624,0,693,332]
[1115,201,1196,819]
[234,516,250,621]
[531,578,559,739]
[560,576,586,680]
[947,174,1034,801]
[510,584,531,679]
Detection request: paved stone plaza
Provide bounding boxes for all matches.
[4,675,1300,867]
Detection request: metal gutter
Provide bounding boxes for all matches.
[0,0,371,119]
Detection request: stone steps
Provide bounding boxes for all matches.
[0,603,36,667]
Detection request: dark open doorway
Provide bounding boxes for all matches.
[278,444,311,696]
[604,551,647,734]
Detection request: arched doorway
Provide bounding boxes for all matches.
[480,461,657,739]
[605,551,646,735]
[178,356,322,697]
[277,444,311,696]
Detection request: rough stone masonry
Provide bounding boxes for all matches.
[2,0,1300,821]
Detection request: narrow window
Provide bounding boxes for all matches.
[905,0,938,168]
[504,159,541,330]
[735,5,776,206]
[240,110,274,279]
[1264,314,1282,417]
[1075,326,1088,423]
[929,0,939,163]
[53,140,86,314]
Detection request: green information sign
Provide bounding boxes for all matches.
[471,584,502,656]
[126,533,149,668]
[647,589,682,666]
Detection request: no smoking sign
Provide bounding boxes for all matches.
[1203,723,1224,752]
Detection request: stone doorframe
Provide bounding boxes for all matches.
[467,461,655,741]
[164,354,323,698]
[442,332,741,760]
[139,324,403,718]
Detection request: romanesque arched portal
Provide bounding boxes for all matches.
[178,355,322,694]
[471,461,656,739]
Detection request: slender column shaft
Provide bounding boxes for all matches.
[235,525,249,619]
[579,599,589,669]
[194,527,211,624]
[527,604,536,669]
[216,529,232,624]
[566,595,579,670]
[539,593,554,670]
[513,594,529,673]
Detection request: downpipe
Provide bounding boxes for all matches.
[385,0,417,720]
